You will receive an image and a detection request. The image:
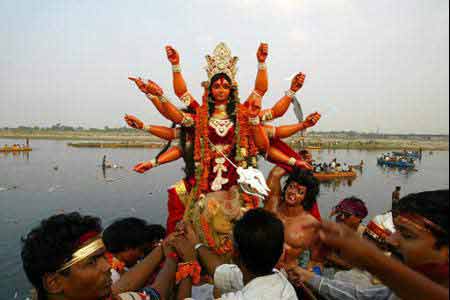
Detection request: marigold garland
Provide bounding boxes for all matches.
[105,252,126,274]
[176,261,202,285]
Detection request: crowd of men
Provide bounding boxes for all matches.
[21,188,449,300]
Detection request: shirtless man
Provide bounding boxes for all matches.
[265,166,321,267]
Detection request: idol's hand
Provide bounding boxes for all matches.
[295,160,313,171]
[124,114,144,130]
[144,80,164,97]
[165,46,180,65]
[257,43,269,63]
[129,77,149,94]
[133,161,154,174]
[304,112,322,128]
[247,97,262,118]
[290,72,306,92]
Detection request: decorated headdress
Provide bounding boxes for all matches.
[205,42,239,86]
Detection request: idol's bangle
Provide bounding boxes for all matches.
[181,113,195,127]
[249,116,261,126]
[252,90,263,99]
[172,64,182,73]
[194,243,206,252]
[258,62,267,70]
[288,157,297,167]
[142,124,151,132]
[150,159,159,168]
[158,94,170,103]
[285,89,296,98]
[146,93,155,101]
[179,91,192,106]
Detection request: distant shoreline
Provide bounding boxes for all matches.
[0,130,448,151]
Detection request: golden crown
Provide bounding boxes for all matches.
[205,42,239,85]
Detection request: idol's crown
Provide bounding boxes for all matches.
[205,42,238,85]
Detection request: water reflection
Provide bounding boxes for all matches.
[319,176,358,192]
[1,151,30,161]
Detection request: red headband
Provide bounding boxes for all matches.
[77,231,101,246]
[399,213,446,235]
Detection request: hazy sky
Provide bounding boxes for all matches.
[0,0,448,134]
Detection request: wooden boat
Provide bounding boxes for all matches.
[0,147,32,153]
[306,146,322,150]
[313,171,357,181]
[377,158,415,169]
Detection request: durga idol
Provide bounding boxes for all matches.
[127,43,315,255]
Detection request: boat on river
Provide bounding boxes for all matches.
[392,151,421,160]
[0,147,32,153]
[377,157,415,169]
[306,146,322,151]
[313,171,357,181]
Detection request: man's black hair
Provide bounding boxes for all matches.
[282,170,320,211]
[21,212,102,300]
[233,208,284,276]
[103,218,166,254]
[393,190,449,249]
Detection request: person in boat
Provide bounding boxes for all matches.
[342,163,350,172]
[287,190,449,300]
[315,164,322,173]
[103,218,166,283]
[265,166,321,268]
[330,159,337,170]
[392,186,402,204]
[21,212,178,300]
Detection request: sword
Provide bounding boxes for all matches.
[292,95,307,148]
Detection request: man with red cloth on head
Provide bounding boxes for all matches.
[331,197,369,236]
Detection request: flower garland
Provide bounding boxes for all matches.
[105,252,126,274]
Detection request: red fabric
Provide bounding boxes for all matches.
[77,231,100,246]
[268,138,322,221]
[206,124,238,192]
[167,186,187,235]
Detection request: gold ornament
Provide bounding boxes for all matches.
[205,42,239,85]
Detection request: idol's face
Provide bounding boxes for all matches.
[211,77,231,103]
[285,182,307,206]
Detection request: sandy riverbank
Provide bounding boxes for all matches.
[1,130,448,151]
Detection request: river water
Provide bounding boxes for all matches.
[0,138,448,298]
